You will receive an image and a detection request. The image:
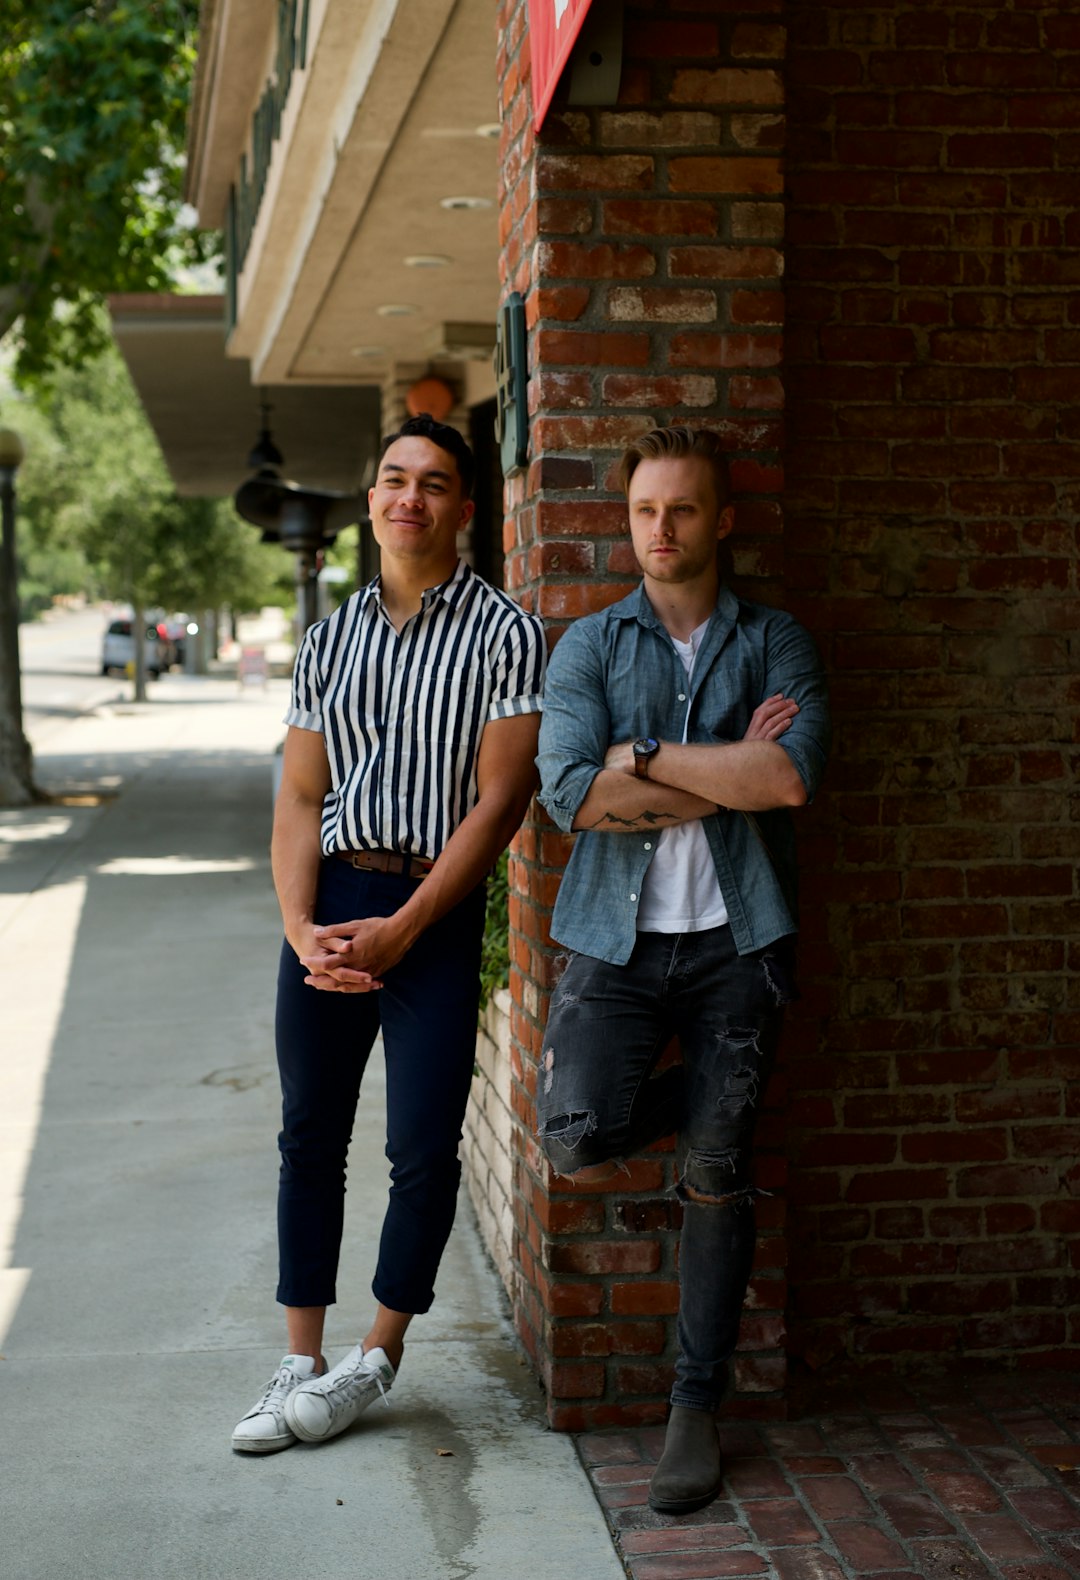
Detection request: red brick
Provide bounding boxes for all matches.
[536,153,654,192]
[536,582,635,620]
[545,1362,606,1399]
[730,375,785,409]
[534,329,650,367]
[531,414,655,451]
[670,332,782,369]
[530,285,590,323]
[536,198,593,234]
[671,68,784,107]
[544,1281,604,1318]
[731,22,785,60]
[537,241,657,281]
[602,373,716,408]
[846,1170,950,1205]
[948,132,1055,169]
[902,1130,1009,1165]
[670,244,783,279]
[830,1523,910,1571]
[607,286,716,323]
[603,199,718,238]
[534,500,627,537]
[625,19,719,58]
[730,289,785,325]
[610,1281,681,1316]
[744,1499,822,1546]
[597,109,720,149]
[669,157,783,196]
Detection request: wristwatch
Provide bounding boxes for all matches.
[633,737,660,779]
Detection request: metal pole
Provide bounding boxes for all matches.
[295,547,319,639]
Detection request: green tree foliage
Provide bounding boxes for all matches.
[13,341,289,632]
[0,1,216,379]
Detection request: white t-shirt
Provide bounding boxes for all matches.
[636,620,729,934]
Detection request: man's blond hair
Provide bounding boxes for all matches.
[617,425,730,509]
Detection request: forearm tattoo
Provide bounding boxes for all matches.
[581,807,681,831]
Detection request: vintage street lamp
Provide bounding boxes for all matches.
[234,402,364,635]
[0,427,35,803]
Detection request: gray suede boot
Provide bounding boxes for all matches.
[648,1405,723,1515]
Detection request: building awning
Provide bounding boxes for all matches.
[108,294,380,497]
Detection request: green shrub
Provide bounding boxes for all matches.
[479,850,511,1016]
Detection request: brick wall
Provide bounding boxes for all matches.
[463,990,516,1295]
[498,0,791,1427]
[784,1,1080,1370]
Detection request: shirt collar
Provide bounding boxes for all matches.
[613,579,740,632]
[360,557,470,611]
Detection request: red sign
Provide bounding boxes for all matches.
[527,0,595,130]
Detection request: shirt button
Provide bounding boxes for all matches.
[644,842,652,851]
[678,692,686,702]
[630,892,637,902]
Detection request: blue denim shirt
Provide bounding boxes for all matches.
[537,582,831,965]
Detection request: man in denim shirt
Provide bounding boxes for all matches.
[536,425,830,1515]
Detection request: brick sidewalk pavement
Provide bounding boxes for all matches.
[577,1369,1080,1579]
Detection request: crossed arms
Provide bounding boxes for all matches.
[572,694,806,833]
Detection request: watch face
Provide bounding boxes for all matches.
[634,737,659,758]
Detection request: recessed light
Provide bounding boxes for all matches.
[475,123,500,139]
[404,254,452,268]
[350,345,386,359]
[376,304,418,318]
[439,195,493,211]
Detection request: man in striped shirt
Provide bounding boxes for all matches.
[233,415,546,1454]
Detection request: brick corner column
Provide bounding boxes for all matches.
[497,0,789,1429]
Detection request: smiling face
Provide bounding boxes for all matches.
[627,455,735,594]
[368,434,475,574]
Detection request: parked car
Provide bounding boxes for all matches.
[101,619,167,678]
[157,615,193,668]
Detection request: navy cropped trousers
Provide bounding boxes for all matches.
[274,857,486,1316]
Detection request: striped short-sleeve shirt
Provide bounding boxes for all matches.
[285,559,547,860]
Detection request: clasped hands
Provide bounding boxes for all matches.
[604,692,799,775]
[296,913,413,994]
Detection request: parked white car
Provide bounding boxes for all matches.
[101,619,166,678]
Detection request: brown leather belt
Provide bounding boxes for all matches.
[333,848,435,880]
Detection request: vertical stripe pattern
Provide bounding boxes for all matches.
[285,560,546,859]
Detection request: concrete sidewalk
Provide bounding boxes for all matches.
[0,673,623,1580]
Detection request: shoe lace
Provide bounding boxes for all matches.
[326,1353,392,1418]
[255,1361,304,1413]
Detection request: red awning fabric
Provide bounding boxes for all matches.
[527,0,595,131]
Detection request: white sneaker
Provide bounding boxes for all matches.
[231,1354,321,1454]
[284,1343,395,1443]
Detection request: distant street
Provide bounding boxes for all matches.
[18,606,126,746]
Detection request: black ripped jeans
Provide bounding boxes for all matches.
[536,924,796,1412]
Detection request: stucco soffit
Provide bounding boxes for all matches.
[233,0,458,377]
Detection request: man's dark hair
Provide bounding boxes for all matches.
[617,424,730,510]
[380,414,476,499]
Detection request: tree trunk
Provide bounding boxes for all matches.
[0,713,36,806]
[0,466,38,806]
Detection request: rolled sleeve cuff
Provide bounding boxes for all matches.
[488,692,543,722]
[537,762,600,833]
[283,706,323,731]
[779,737,827,805]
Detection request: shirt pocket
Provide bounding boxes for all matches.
[416,663,482,745]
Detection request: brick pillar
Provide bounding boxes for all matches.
[498,0,789,1428]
